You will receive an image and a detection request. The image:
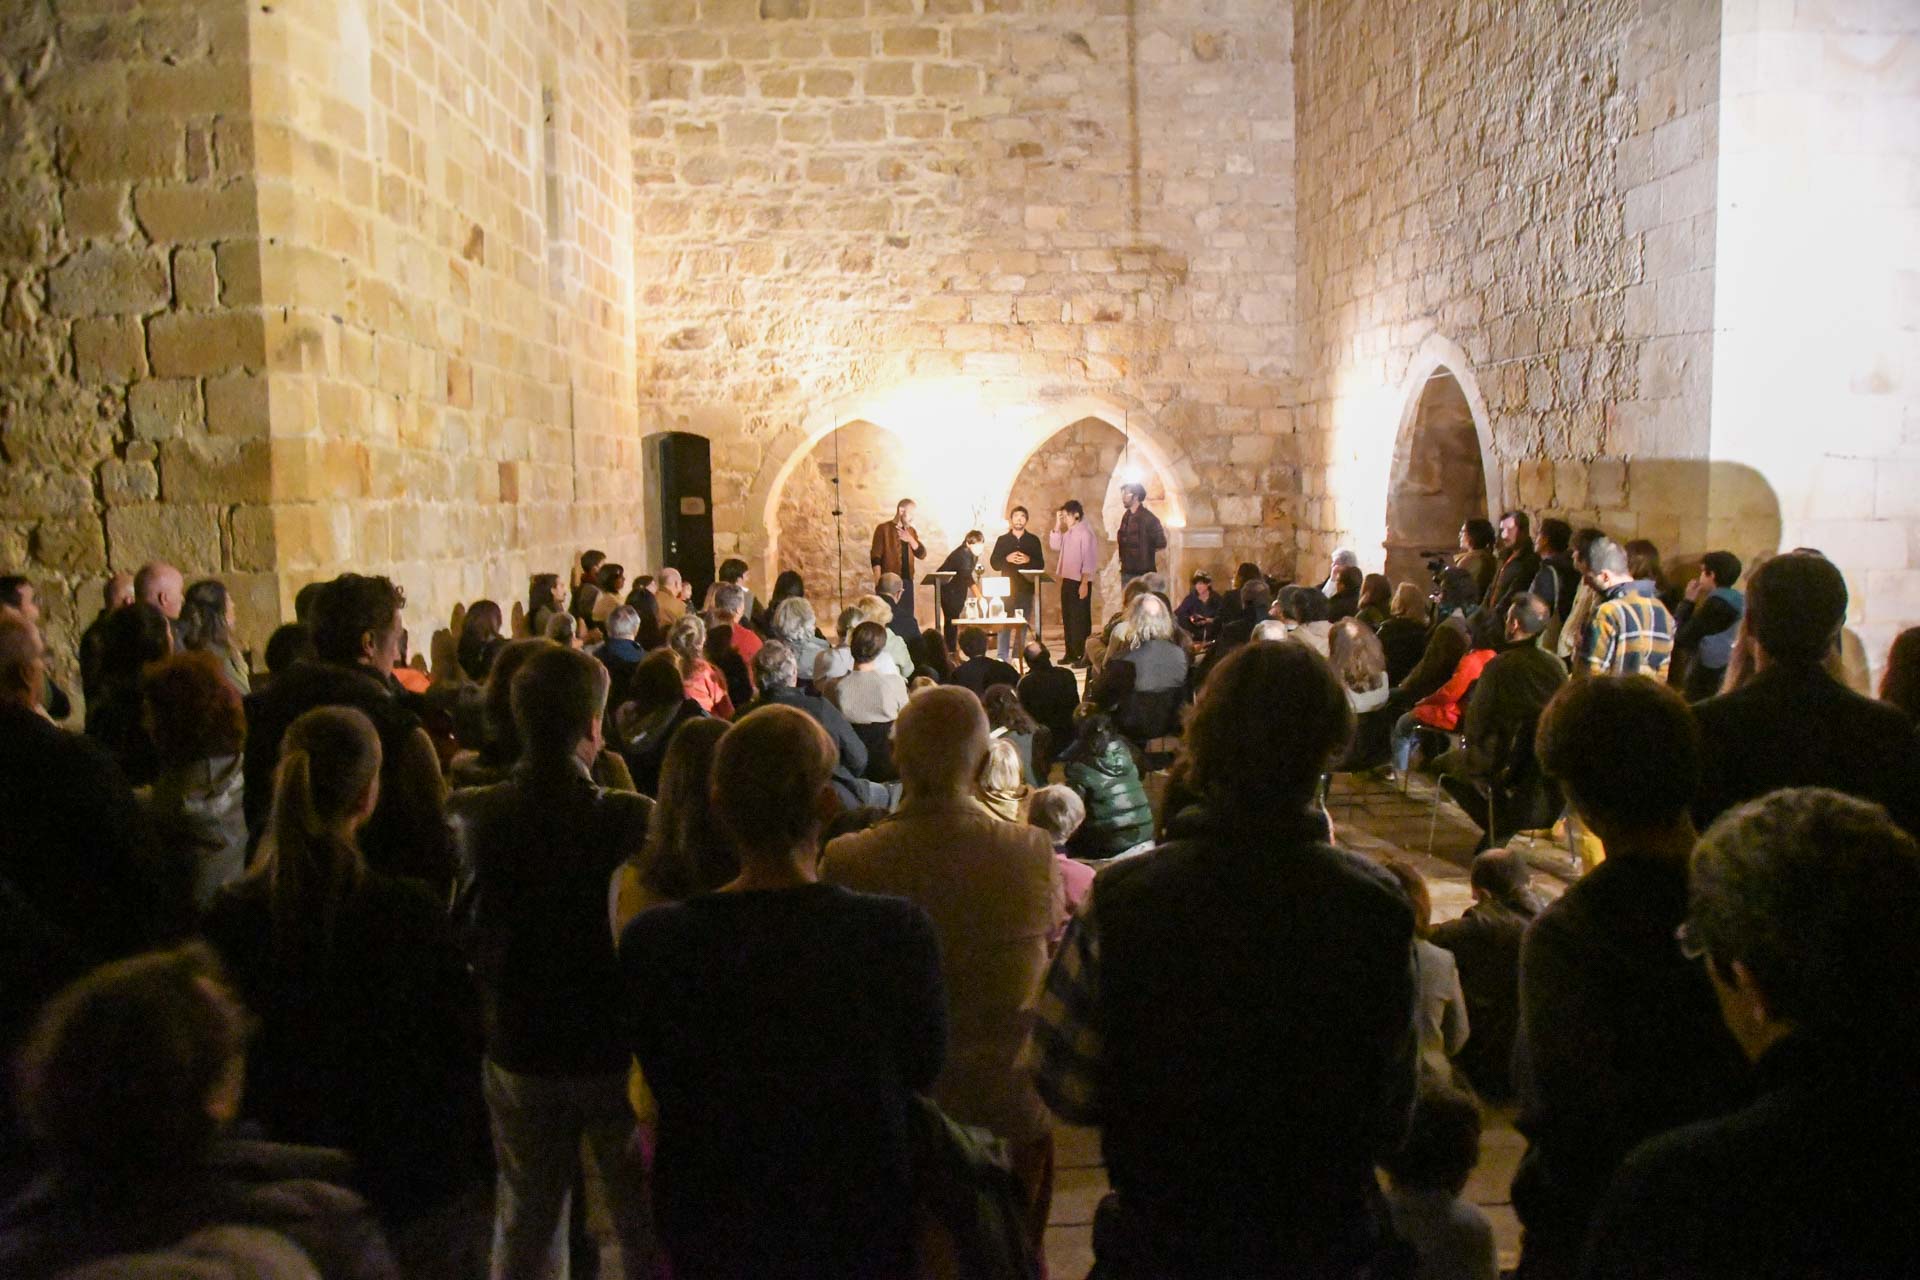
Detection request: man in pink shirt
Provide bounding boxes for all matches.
[1050,500,1099,668]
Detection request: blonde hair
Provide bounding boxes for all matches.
[976,736,1030,820]
[1329,619,1387,693]
[1390,582,1427,622]
[1124,591,1175,648]
[258,707,380,964]
[666,613,706,667]
[854,593,894,628]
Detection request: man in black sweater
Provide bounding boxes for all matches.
[448,646,656,1278]
[1511,677,1749,1279]
[1018,641,1080,768]
[1439,594,1567,845]
[949,627,1020,697]
[989,506,1045,659]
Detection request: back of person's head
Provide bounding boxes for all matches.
[978,736,1026,798]
[754,638,799,691]
[1389,581,1426,621]
[850,620,889,665]
[262,707,379,956]
[1536,676,1698,836]
[310,574,403,666]
[1691,788,1920,1054]
[544,612,579,645]
[1380,1082,1483,1197]
[1463,518,1495,551]
[1571,526,1606,567]
[596,563,626,594]
[1028,785,1086,845]
[667,613,707,665]
[579,549,606,577]
[1359,573,1392,612]
[178,580,235,655]
[1234,561,1263,589]
[512,644,608,761]
[18,943,250,1177]
[261,622,314,678]
[142,652,245,769]
[1329,618,1386,692]
[292,581,324,625]
[100,601,174,688]
[877,571,904,599]
[1745,552,1848,667]
[1625,539,1662,585]
[623,650,690,723]
[1434,568,1479,616]
[712,582,748,619]
[894,685,990,793]
[641,717,733,899]
[1381,860,1433,937]
[982,683,1036,734]
[1334,565,1364,594]
[713,705,835,857]
[958,628,989,659]
[480,639,549,755]
[627,585,664,642]
[1700,550,1742,589]
[1250,618,1291,643]
[854,593,894,628]
[770,569,804,604]
[1240,578,1272,616]
[1179,642,1352,814]
[0,611,46,707]
[1023,640,1051,669]
[1283,585,1330,625]
[771,596,817,647]
[606,605,641,641]
[1469,847,1533,904]
[835,606,863,645]
[718,557,749,585]
[917,628,953,677]
[1881,626,1920,720]
[1125,591,1175,647]
[1507,593,1550,639]
[1584,537,1629,580]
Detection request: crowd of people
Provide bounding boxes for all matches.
[1,505,1917,1279]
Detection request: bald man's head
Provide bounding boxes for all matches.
[892,685,990,795]
[104,572,134,611]
[134,562,184,620]
[0,613,46,710]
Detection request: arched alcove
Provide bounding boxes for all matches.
[1383,364,1497,587]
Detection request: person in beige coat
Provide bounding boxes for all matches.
[822,685,1064,1270]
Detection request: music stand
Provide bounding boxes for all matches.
[1018,571,1053,650]
[922,571,956,639]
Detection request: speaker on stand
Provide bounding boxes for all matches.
[643,431,717,609]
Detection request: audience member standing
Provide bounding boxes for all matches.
[1028,642,1418,1278]
[1692,552,1919,834]
[204,707,487,1249]
[1530,519,1580,648]
[1552,528,1606,667]
[1115,482,1167,582]
[134,559,187,648]
[1511,677,1749,1279]
[137,652,249,913]
[178,579,251,694]
[1577,538,1674,680]
[824,687,1063,1265]
[1050,500,1099,667]
[528,573,565,639]
[608,717,732,938]
[1583,789,1920,1279]
[1431,849,1542,1102]
[1881,625,1920,721]
[870,498,928,633]
[621,706,946,1280]
[448,646,656,1280]
[84,601,173,786]
[243,575,451,893]
[1483,511,1542,620]
[1670,551,1744,701]
[77,571,134,704]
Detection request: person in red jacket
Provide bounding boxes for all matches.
[1390,614,1498,776]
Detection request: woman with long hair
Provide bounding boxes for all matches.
[1378,582,1431,687]
[667,614,732,718]
[982,683,1042,786]
[201,706,487,1242]
[976,735,1031,823]
[625,581,666,649]
[178,579,249,693]
[591,563,628,627]
[138,651,248,912]
[1356,573,1394,629]
[456,599,506,682]
[85,601,174,786]
[760,569,808,633]
[1329,618,1390,713]
[527,573,564,638]
[609,716,733,937]
[1880,626,1920,721]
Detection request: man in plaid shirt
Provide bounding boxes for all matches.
[1581,537,1675,679]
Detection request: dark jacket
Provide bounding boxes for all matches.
[0,1139,399,1280]
[1693,664,1920,835]
[1430,896,1538,1100]
[1531,553,1580,623]
[449,758,652,1077]
[988,530,1045,612]
[1393,615,1471,709]
[596,636,648,712]
[1087,805,1417,1272]
[936,544,979,619]
[244,660,452,891]
[84,683,158,787]
[746,685,887,808]
[1671,590,1743,702]
[1460,641,1566,833]
[1019,664,1080,763]
[1115,505,1166,577]
[1583,1035,1920,1280]
[1173,589,1222,638]
[202,871,489,1223]
[1376,617,1429,688]
[951,654,1020,698]
[1511,853,1750,1275]
[1061,720,1154,858]
[618,697,706,797]
[1486,546,1542,617]
[1325,586,1361,624]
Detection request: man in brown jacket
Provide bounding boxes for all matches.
[823,685,1063,1267]
[870,498,927,633]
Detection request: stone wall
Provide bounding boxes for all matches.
[773,419,932,617]
[630,0,1303,584]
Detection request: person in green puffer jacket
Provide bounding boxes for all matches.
[1061,704,1154,860]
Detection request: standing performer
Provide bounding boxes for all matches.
[1051,501,1098,669]
[989,506,1045,660]
[936,530,986,649]
[1115,482,1167,582]
[870,498,926,630]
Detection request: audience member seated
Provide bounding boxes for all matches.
[1692,552,1919,834]
[983,683,1043,785]
[589,562,626,628]
[1379,1083,1498,1280]
[1430,849,1541,1102]
[178,579,251,694]
[756,568,808,635]
[203,706,487,1245]
[768,595,830,684]
[1882,625,1920,721]
[713,557,760,630]
[623,581,666,649]
[949,627,1020,697]
[1583,788,1920,1279]
[1437,595,1567,845]
[1026,785,1095,946]
[595,605,648,710]
[1381,861,1470,1082]
[702,622,756,712]
[1576,537,1673,679]
[1173,570,1222,640]
[244,575,451,893]
[608,717,732,937]
[1511,676,1749,1278]
[665,613,732,718]
[1393,568,1480,709]
[447,646,656,1278]
[707,583,761,666]
[455,600,506,683]
[569,550,606,624]
[1028,641,1417,1279]
[829,621,910,728]
[1276,585,1333,656]
[1018,641,1079,768]
[910,627,952,684]
[745,640,891,809]
[1329,618,1393,770]
[1530,518,1580,648]
[76,571,134,704]
[620,706,945,1280]
[1376,582,1430,686]
[448,638,634,796]
[854,592,915,674]
[1095,592,1190,742]
[813,605,865,688]
[527,573,565,639]
[1325,565,1364,624]
[1669,551,1744,701]
[543,610,582,647]
[1059,679,1155,860]
[1391,610,1499,777]
[138,652,249,913]
[85,600,173,786]
[1355,572,1393,628]
[615,651,707,797]
[0,944,400,1280]
[260,621,316,688]
[652,566,689,626]
[877,572,921,647]
[1484,510,1541,621]
[824,687,1062,1268]
[1455,518,1498,599]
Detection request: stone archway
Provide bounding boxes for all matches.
[1382,341,1499,587]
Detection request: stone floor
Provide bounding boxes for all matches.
[1042,770,1578,1278]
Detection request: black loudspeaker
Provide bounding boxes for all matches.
[645,431,716,606]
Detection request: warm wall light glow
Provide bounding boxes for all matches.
[1326,368,1401,567]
